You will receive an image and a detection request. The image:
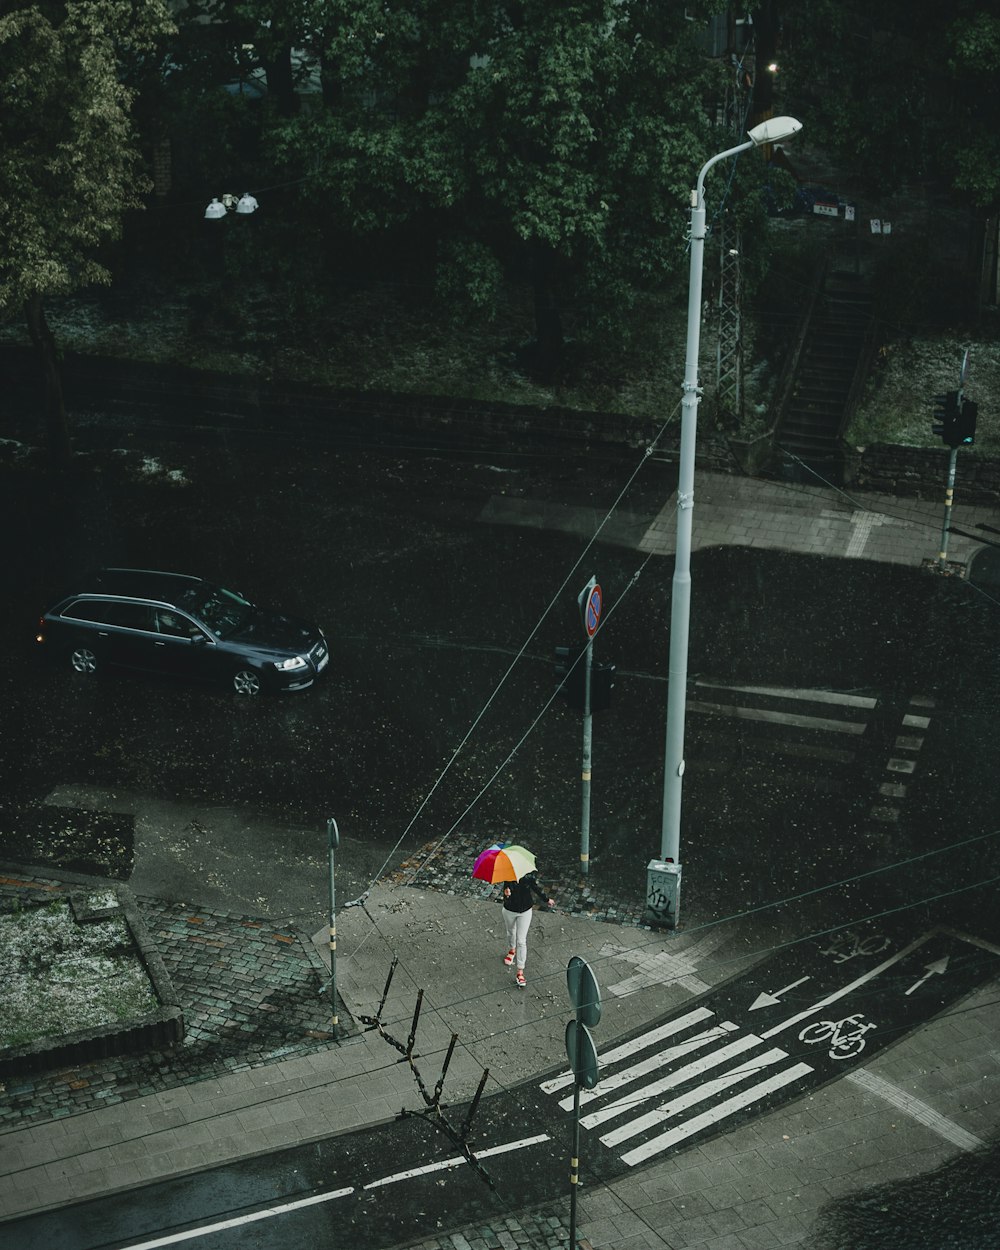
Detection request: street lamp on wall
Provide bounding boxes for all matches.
[204,192,259,219]
[645,115,803,931]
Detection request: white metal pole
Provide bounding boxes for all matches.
[658,139,754,916]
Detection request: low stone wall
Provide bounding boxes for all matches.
[846,443,1000,502]
[4,344,996,499]
[0,881,184,1079]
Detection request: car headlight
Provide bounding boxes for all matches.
[274,655,309,671]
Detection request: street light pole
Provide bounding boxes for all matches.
[645,116,803,930]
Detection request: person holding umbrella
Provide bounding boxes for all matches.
[473,842,554,988]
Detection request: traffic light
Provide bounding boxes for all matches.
[931,391,959,445]
[955,397,977,446]
[554,648,615,713]
[591,662,616,713]
[554,645,586,711]
[931,390,977,448]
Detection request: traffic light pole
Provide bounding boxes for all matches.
[937,445,959,571]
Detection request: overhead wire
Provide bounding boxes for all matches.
[342,825,1000,1036]
[338,418,682,916]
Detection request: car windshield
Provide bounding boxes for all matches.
[176,584,253,639]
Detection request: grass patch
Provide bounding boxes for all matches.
[0,897,157,1048]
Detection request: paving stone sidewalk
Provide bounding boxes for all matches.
[0,868,342,1132]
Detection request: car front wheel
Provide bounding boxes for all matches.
[232,667,263,696]
[70,647,98,675]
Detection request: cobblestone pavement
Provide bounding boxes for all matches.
[1,844,651,1136]
[0,869,340,1131]
[402,1206,576,1250]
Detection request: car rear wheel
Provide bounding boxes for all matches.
[70,647,98,675]
[233,668,263,696]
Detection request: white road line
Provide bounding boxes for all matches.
[557,1022,739,1112]
[760,931,936,1039]
[363,1134,551,1189]
[845,1070,985,1152]
[695,682,878,709]
[579,1031,769,1132]
[600,1047,790,1147]
[688,701,868,734]
[118,1136,551,1248]
[119,1187,356,1250]
[619,1062,814,1166]
[540,1007,715,1094]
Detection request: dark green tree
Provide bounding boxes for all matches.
[275,0,728,379]
[0,0,174,464]
[777,0,1000,211]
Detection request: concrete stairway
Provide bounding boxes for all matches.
[777,273,873,478]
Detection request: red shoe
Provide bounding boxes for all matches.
[516,969,526,988]
[504,949,516,966]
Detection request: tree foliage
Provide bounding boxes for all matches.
[271,0,728,375]
[0,0,174,311]
[777,0,1000,212]
[0,0,173,462]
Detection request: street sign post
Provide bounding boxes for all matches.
[564,957,601,1250]
[567,954,602,1029]
[575,577,601,877]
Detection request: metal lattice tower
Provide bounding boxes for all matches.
[716,36,755,422]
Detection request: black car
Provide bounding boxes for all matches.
[36,568,328,695]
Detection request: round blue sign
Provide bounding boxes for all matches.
[585,585,602,638]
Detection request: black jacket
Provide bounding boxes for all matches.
[502,874,549,914]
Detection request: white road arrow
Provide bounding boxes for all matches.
[905,956,949,996]
[749,976,811,1011]
[761,931,937,1040]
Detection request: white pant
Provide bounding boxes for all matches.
[503,908,533,970]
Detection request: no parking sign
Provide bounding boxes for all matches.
[578,576,602,639]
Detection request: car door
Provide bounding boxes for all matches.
[62,599,154,670]
[151,609,216,681]
[103,602,159,670]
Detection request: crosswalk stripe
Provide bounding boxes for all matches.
[695,682,877,708]
[580,1030,768,1132]
[599,1046,790,1147]
[557,1022,739,1112]
[688,701,868,734]
[619,1062,814,1166]
[539,1007,714,1094]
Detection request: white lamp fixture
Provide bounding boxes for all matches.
[205,192,259,219]
[747,115,802,146]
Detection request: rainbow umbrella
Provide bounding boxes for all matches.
[472,843,536,883]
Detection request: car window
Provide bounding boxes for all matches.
[63,600,152,630]
[156,610,197,639]
[176,584,252,638]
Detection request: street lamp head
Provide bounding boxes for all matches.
[204,198,227,220]
[746,116,802,146]
[235,192,259,215]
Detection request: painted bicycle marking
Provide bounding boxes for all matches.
[798,1013,877,1060]
[819,931,891,965]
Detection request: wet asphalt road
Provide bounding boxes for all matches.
[2,406,1000,1246]
[7,913,1000,1250]
[1,422,999,943]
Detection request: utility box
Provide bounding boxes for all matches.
[645,859,682,929]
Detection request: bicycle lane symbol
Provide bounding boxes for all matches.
[798,1013,877,1060]
[755,930,940,1055]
